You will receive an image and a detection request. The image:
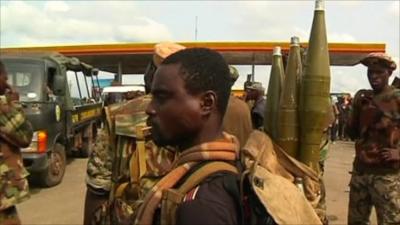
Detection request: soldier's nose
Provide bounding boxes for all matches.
[145,104,156,116]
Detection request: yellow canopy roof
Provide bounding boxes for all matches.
[1,41,385,74]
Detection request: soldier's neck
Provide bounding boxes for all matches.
[373,85,392,96]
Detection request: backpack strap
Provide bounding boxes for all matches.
[160,161,239,225]
[130,125,148,185]
[113,125,149,200]
[178,161,239,194]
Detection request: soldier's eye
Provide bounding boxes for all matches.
[154,93,170,104]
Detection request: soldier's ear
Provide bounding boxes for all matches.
[200,91,216,116]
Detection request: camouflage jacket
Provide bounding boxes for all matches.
[86,128,113,192]
[0,95,33,210]
[348,87,400,170]
[86,95,176,197]
[111,95,176,198]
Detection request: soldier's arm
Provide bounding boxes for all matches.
[346,90,370,140]
[0,101,33,148]
[86,128,113,192]
[379,89,400,163]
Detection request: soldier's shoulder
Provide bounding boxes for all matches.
[128,94,151,105]
[114,95,150,137]
[116,94,151,115]
[391,88,400,97]
[106,94,150,117]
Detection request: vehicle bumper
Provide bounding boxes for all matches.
[22,152,49,173]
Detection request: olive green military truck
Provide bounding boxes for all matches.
[1,52,102,187]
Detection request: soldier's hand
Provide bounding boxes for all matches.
[380,148,400,162]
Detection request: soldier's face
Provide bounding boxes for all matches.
[146,63,203,148]
[367,65,391,92]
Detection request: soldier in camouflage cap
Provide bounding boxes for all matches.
[360,52,397,72]
[0,60,33,225]
[347,52,400,225]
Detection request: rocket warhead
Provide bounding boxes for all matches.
[265,46,285,140]
[291,36,300,46]
[273,46,282,56]
[277,36,302,158]
[298,0,331,173]
[315,0,325,11]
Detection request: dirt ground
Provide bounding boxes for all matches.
[18,140,378,225]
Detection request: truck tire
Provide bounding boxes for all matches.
[38,143,67,187]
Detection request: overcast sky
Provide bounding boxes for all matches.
[1,0,399,95]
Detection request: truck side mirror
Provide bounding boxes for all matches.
[53,74,66,96]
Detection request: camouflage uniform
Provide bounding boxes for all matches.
[86,128,113,193]
[109,95,176,195]
[84,127,113,225]
[85,95,176,224]
[347,88,400,225]
[348,170,400,225]
[0,95,33,225]
[86,42,186,225]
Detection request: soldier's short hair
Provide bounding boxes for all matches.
[162,48,231,116]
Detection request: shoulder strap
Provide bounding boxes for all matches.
[177,161,239,194]
[160,161,239,225]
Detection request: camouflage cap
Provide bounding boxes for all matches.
[360,52,397,71]
[246,82,265,92]
[153,42,186,67]
[229,65,240,82]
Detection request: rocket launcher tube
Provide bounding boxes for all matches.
[277,36,302,158]
[265,46,285,140]
[299,0,331,173]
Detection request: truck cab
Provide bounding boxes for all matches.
[1,52,102,187]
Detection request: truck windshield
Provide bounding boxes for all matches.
[5,61,44,102]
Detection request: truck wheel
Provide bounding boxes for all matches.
[80,137,92,158]
[38,143,66,187]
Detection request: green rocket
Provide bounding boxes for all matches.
[277,37,302,158]
[264,46,285,140]
[298,0,331,173]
